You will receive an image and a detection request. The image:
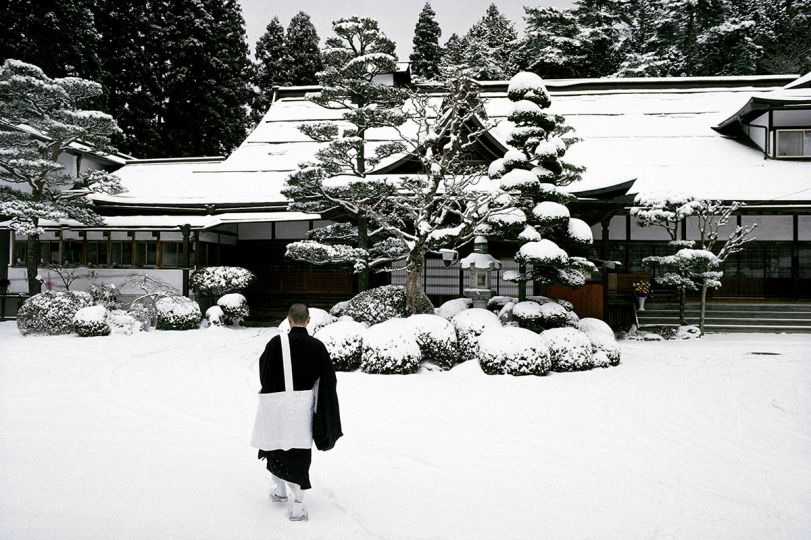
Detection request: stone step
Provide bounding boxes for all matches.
[639,310,811,320]
[638,322,811,333]
[641,303,811,313]
[638,316,811,326]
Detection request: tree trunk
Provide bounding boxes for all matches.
[699,284,708,336]
[357,216,370,291]
[404,251,425,315]
[26,232,41,296]
[517,262,527,302]
[678,286,687,326]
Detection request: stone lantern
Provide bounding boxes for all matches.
[459,236,501,308]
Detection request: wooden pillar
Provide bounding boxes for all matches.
[181,224,191,296]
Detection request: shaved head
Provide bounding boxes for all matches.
[288,303,310,325]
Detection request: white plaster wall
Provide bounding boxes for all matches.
[238,223,272,240]
[773,109,811,127]
[630,217,674,240]
[275,221,309,240]
[5,267,183,295]
[685,215,741,241]
[799,216,811,241]
[590,216,628,241]
[742,215,793,241]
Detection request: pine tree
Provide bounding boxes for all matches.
[571,0,626,77]
[517,6,582,78]
[283,17,408,291]
[409,3,443,81]
[462,4,519,80]
[95,0,164,157]
[0,0,102,80]
[487,72,592,301]
[285,12,322,86]
[0,60,124,295]
[438,33,469,75]
[252,17,289,124]
[160,0,253,157]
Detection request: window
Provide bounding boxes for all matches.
[86,241,108,266]
[134,241,157,267]
[111,241,132,266]
[160,242,181,267]
[776,129,811,157]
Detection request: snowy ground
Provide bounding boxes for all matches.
[1,322,809,540]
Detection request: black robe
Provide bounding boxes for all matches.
[257,326,343,489]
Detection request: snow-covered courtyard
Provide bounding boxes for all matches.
[1,323,809,539]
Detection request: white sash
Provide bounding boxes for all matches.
[251,333,315,450]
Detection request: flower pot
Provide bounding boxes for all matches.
[636,296,647,311]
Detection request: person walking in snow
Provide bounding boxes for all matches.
[251,303,342,521]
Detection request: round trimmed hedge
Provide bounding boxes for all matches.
[278,307,335,334]
[155,296,201,331]
[361,319,421,375]
[315,320,367,371]
[73,305,111,337]
[17,291,94,336]
[342,285,433,326]
[405,314,459,370]
[478,326,551,376]
[451,308,501,361]
[189,266,256,296]
[217,293,249,325]
[542,327,594,371]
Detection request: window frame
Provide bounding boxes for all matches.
[775,128,811,158]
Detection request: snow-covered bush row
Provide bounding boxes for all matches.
[127,302,155,331]
[361,319,421,374]
[278,307,334,334]
[341,285,433,325]
[90,283,119,308]
[17,291,94,336]
[578,317,621,366]
[499,299,576,332]
[479,327,551,376]
[315,320,367,371]
[155,296,201,331]
[108,309,142,335]
[217,293,249,325]
[542,327,594,371]
[72,305,111,337]
[435,297,471,320]
[205,306,226,327]
[405,314,459,370]
[189,266,256,296]
[451,308,501,360]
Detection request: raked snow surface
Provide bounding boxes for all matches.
[1,322,809,539]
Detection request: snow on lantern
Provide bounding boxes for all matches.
[459,236,501,308]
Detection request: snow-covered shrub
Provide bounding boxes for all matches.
[578,317,620,366]
[479,327,551,376]
[90,283,118,308]
[511,301,545,332]
[329,300,350,318]
[72,305,111,337]
[578,317,614,339]
[127,302,155,331]
[17,291,94,336]
[542,327,594,371]
[361,319,421,375]
[278,307,335,334]
[451,308,501,360]
[555,299,574,312]
[217,293,249,325]
[155,296,201,331]
[405,314,459,369]
[487,295,516,312]
[108,309,142,335]
[435,297,471,320]
[205,306,226,327]
[315,320,367,371]
[342,285,433,326]
[189,266,256,296]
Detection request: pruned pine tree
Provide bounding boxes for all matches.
[487,72,592,302]
[253,17,290,125]
[409,2,443,81]
[282,17,408,291]
[285,12,323,86]
[0,60,124,295]
[366,72,514,313]
[632,194,757,333]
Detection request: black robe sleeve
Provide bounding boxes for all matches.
[312,343,343,451]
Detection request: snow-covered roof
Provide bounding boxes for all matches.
[0,211,319,231]
[98,73,811,210]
